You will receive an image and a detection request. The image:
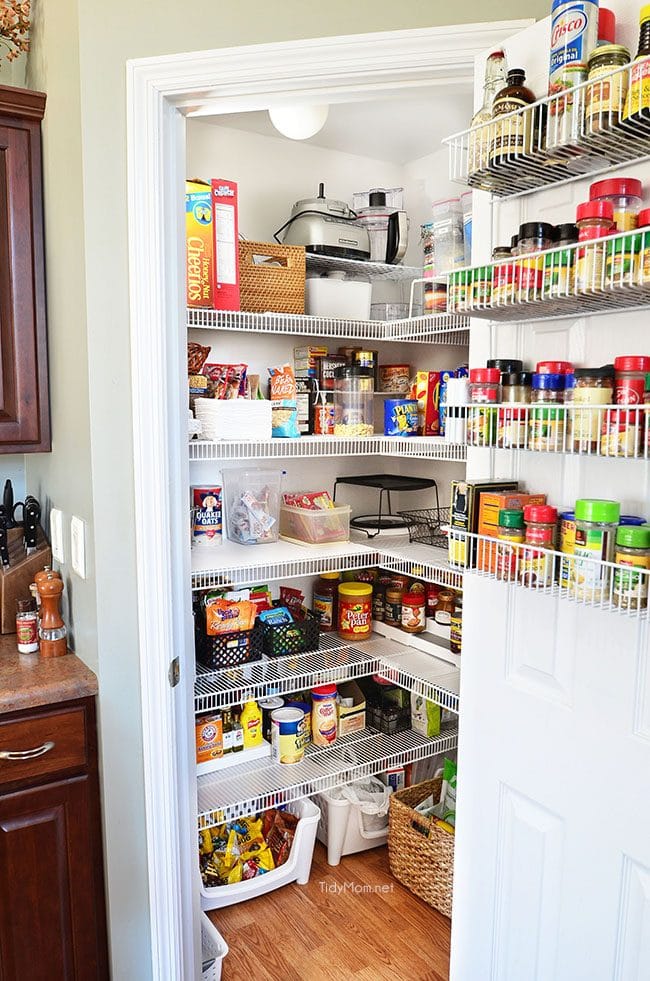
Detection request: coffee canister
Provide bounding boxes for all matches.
[270,707,305,764]
[384,398,419,437]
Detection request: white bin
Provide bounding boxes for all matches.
[201,914,228,981]
[200,796,320,910]
[315,776,391,866]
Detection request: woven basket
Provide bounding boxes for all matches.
[388,778,454,917]
[239,241,305,314]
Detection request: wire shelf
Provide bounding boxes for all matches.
[194,633,460,715]
[377,542,463,591]
[444,62,650,199]
[187,308,470,345]
[448,529,650,619]
[448,404,650,459]
[305,254,425,281]
[188,435,467,463]
[196,721,459,825]
[446,229,650,323]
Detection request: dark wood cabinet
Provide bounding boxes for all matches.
[0,698,108,979]
[0,85,50,453]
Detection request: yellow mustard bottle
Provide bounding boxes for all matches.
[240,697,263,749]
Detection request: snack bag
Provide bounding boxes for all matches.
[269,364,297,401]
[269,364,300,438]
[204,362,248,399]
[204,598,257,635]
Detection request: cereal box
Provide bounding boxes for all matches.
[186,180,214,308]
[414,371,440,435]
[211,179,240,311]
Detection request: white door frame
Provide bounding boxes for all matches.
[125,20,531,978]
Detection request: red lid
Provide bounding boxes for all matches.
[523,504,558,524]
[403,591,424,604]
[638,208,650,228]
[470,367,501,383]
[576,199,615,222]
[578,226,614,241]
[589,177,643,201]
[536,361,573,374]
[598,7,616,42]
[311,684,337,696]
[614,356,650,373]
[499,407,527,419]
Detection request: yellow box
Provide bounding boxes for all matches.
[186,179,214,308]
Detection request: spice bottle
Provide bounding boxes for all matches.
[613,524,650,609]
[435,590,456,625]
[544,223,578,296]
[622,5,650,124]
[572,366,614,453]
[490,68,538,166]
[520,505,558,587]
[468,367,500,447]
[528,372,566,452]
[491,246,515,305]
[590,178,643,231]
[401,591,426,634]
[572,498,621,602]
[312,571,340,631]
[517,222,556,301]
[16,598,39,654]
[637,209,650,284]
[496,509,525,580]
[601,356,650,458]
[575,200,615,292]
[585,44,631,134]
[38,576,67,658]
[498,372,531,449]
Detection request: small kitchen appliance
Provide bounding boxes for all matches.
[275,183,370,260]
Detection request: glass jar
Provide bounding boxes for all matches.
[496,508,525,581]
[559,509,576,589]
[337,582,373,641]
[637,208,650,285]
[613,524,650,610]
[491,246,514,305]
[448,269,469,313]
[606,232,643,288]
[312,571,340,631]
[471,265,492,308]
[589,177,642,231]
[426,583,440,630]
[544,223,578,297]
[516,222,555,301]
[435,590,455,625]
[487,359,523,373]
[520,505,558,587]
[401,591,426,633]
[467,367,500,447]
[498,371,531,448]
[575,200,616,293]
[425,282,448,313]
[528,372,566,452]
[585,46,631,134]
[602,356,650,458]
[333,365,374,437]
[572,366,614,453]
[571,498,621,602]
[384,586,403,627]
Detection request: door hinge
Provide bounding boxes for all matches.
[168,657,180,688]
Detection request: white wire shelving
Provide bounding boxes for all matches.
[377,542,463,591]
[448,529,650,619]
[444,62,650,199]
[450,403,650,459]
[304,253,427,281]
[197,720,459,825]
[187,308,470,345]
[194,633,460,715]
[188,434,467,463]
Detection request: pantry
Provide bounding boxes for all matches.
[127,3,650,978]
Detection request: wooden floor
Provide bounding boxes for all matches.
[210,842,451,980]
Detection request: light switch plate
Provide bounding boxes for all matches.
[70,516,86,579]
[50,508,64,563]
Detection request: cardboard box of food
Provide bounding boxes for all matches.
[477,491,546,572]
[211,178,240,311]
[186,179,214,308]
[410,693,441,738]
[337,680,366,737]
[185,177,240,310]
[414,370,440,435]
[449,479,519,568]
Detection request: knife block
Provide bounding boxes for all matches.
[0,526,51,634]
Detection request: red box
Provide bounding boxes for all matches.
[211,179,240,311]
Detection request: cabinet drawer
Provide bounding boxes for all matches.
[0,705,88,787]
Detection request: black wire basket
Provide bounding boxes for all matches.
[398,506,451,548]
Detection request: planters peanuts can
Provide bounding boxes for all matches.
[384,399,418,437]
[439,371,457,437]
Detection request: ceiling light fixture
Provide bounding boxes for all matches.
[268,104,329,141]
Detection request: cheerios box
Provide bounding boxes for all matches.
[186,179,214,308]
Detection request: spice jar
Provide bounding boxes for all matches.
[637,209,650,285]
[559,509,576,589]
[401,591,426,633]
[606,231,643,287]
[585,45,631,134]
[471,265,492,308]
[498,372,531,448]
[425,583,440,630]
[450,596,463,655]
[487,359,523,373]
[572,498,621,602]
[613,524,650,609]
[333,365,374,438]
[491,246,514,305]
[602,356,650,458]
[528,372,566,452]
[575,201,615,293]
[589,178,642,231]
[516,222,555,301]
[337,582,372,641]
[543,223,578,297]
[435,589,455,625]
[496,509,525,581]
[373,575,393,623]
[520,505,558,587]
[572,366,614,453]
[467,367,500,447]
[645,372,650,457]
[448,269,469,313]
[312,572,340,631]
[536,361,573,375]
[16,598,39,654]
[384,585,403,627]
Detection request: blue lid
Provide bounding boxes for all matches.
[620,515,646,526]
[532,372,565,390]
[559,510,575,520]
[564,372,575,390]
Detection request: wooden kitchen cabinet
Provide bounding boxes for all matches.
[0,85,50,452]
[0,698,108,979]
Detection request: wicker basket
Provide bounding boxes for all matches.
[239,241,305,314]
[388,778,454,917]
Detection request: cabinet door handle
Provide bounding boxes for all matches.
[0,740,55,761]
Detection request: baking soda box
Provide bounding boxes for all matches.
[186,180,214,308]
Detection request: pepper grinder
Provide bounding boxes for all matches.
[39,576,67,658]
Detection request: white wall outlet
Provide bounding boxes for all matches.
[70,516,86,579]
[50,508,65,563]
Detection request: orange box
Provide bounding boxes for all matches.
[477,492,547,572]
[195,713,223,764]
[414,371,440,435]
[186,180,215,308]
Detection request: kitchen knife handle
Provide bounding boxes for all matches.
[23,499,40,550]
[0,523,9,568]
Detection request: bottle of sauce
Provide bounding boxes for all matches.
[490,69,538,167]
[240,697,263,749]
[623,5,650,124]
[468,50,507,178]
[312,572,340,631]
[230,708,244,752]
[221,710,233,754]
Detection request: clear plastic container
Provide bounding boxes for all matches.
[222,468,283,545]
[432,198,465,273]
[279,503,351,546]
[333,365,374,437]
[589,177,642,231]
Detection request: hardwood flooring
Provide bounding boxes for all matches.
[209,842,451,980]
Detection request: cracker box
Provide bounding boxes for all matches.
[414,371,440,435]
[477,491,547,572]
[186,180,214,308]
[337,680,366,737]
[449,479,519,568]
[211,179,240,311]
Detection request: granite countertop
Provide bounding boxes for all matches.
[0,634,97,714]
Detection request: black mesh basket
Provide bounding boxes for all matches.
[194,616,264,671]
[398,506,450,548]
[258,609,320,659]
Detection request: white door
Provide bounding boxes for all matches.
[450,7,650,979]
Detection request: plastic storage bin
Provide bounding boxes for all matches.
[201,913,229,981]
[306,274,372,320]
[279,503,351,545]
[200,797,320,910]
[222,467,283,545]
[315,776,391,866]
